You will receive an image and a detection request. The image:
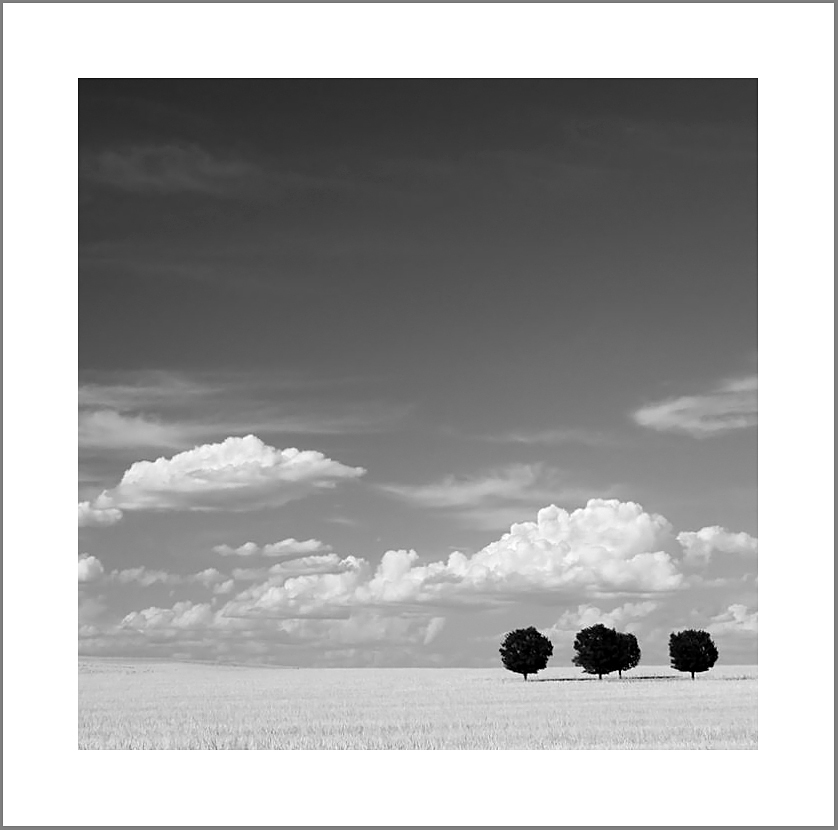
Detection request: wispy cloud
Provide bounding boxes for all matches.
[81,143,364,199]
[632,375,757,437]
[79,407,408,451]
[79,370,409,451]
[81,144,257,195]
[378,463,620,531]
[79,371,216,410]
[473,427,614,447]
[79,410,189,450]
[379,464,551,509]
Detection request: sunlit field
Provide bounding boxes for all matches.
[79,661,757,750]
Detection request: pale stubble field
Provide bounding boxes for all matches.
[78,660,757,750]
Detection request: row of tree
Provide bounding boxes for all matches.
[499,624,719,681]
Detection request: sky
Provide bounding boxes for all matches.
[78,79,758,668]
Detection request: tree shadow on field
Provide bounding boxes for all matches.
[532,675,680,683]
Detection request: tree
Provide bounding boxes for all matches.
[499,626,553,681]
[615,631,641,678]
[669,629,719,679]
[572,623,621,679]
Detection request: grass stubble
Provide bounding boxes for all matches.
[79,662,757,750]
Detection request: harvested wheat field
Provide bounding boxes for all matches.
[79,660,757,750]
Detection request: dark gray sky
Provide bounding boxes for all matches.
[78,79,758,667]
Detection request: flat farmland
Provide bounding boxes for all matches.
[78,661,757,750]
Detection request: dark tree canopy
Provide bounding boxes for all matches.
[572,623,621,679]
[499,626,553,680]
[615,631,641,678]
[669,629,719,679]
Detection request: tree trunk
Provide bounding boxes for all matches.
[523,673,528,681]
[598,673,602,680]
[691,671,695,680]
[619,670,623,678]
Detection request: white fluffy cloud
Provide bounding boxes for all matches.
[213,579,236,596]
[547,601,659,638]
[109,567,181,587]
[192,568,226,588]
[707,603,758,634]
[78,554,105,583]
[217,500,683,624]
[107,566,227,589]
[118,601,444,652]
[85,435,365,513]
[267,554,350,578]
[122,601,216,631]
[677,526,758,565]
[78,501,123,528]
[229,554,354,583]
[633,375,757,437]
[83,498,759,663]
[213,538,331,558]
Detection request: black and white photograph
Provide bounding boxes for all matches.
[3,3,834,827]
[76,76,761,750]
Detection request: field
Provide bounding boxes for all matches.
[79,660,757,750]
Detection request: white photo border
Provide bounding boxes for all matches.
[3,3,833,827]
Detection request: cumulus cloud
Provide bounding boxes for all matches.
[192,568,226,588]
[116,602,447,657]
[79,559,238,594]
[88,498,762,663]
[547,601,659,638]
[677,526,758,565]
[78,501,123,528]
[229,554,354,584]
[109,567,181,588]
[122,601,217,631]
[78,554,105,583]
[213,579,236,596]
[267,554,351,578]
[116,598,443,652]
[707,603,758,634]
[106,566,227,589]
[213,538,331,558]
[85,435,365,513]
[217,500,683,626]
[633,375,757,437]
